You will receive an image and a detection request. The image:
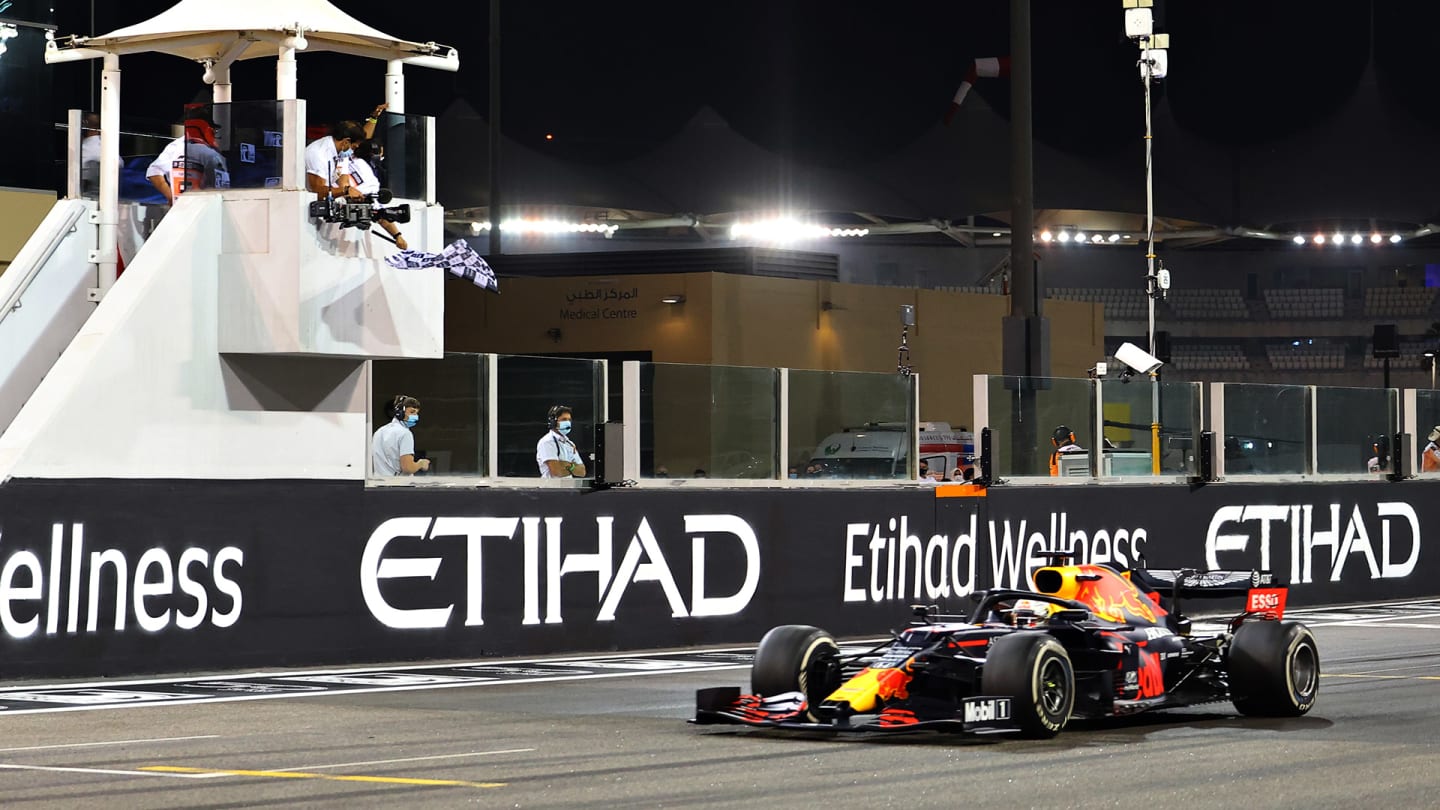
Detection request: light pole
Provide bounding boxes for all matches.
[1426,351,1436,390]
[1123,0,1170,473]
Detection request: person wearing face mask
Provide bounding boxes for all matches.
[537,405,586,479]
[304,120,367,201]
[372,395,430,476]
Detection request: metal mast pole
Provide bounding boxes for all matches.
[1143,49,1161,474]
[488,0,502,257]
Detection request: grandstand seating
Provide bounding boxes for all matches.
[1362,338,1433,370]
[1266,342,1345,370]
[937,285,1005,296]
[1170,344,1250,371]
[1048,288,1147,321]
[1363,287,1435,318]
[1166,289,1249,320]
[1263,288,1344,319]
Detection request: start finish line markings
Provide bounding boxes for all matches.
[0,648,763,716]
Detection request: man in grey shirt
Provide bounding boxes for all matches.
[372,395,430,475]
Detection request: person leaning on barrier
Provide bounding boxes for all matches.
[304,120,366,200]
[146,117,228,204]
[372,395,430,476]
[1423,426,1440,473]
[537,405,586,479]
[1049,425,1084,476]
[1366,434,1390,474]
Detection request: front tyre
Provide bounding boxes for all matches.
[751,625,841,715]
[982,632,1075,738]
[1229,619,1320,716]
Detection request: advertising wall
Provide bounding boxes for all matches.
[0,478,1434,678]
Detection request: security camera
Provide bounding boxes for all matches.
[1115,341,1163,374]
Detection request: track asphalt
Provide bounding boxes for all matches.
[1,600,1438,808]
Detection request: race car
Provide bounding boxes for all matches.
[693,559,1318,737]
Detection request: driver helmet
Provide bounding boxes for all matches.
[1011,598,1056,626]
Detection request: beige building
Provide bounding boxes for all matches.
[442,270,1104,475]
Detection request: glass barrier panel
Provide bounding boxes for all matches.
[1221,383,1310,476]
[986,376,1095,478]
[1314,386,1397,474]
[1098,379,1203,476]
[121,131,182,203]
[369,112,431,201]
[54,116,177,202]
[496,355,604,478]
[788,370,913,480]
[206,101,285,191]
[1414,389,1440,475]
[642,364,777,479]
[371,353,487,476]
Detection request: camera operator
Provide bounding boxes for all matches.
[346,140,407,249]
[304,120,366,201]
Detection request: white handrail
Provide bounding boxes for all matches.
[0,203,88,324]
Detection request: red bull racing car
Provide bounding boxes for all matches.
[693,560,1318,738]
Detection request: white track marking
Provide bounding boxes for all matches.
[0,735,219,753]
[277,747,536,772]
[1307,612,1440,628]
[0,664,750,717]
[0,762,223,779]
[0,645,779,693]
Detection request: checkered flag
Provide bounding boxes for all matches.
[385,241,499,293]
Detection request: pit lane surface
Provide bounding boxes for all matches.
[2,600,1439,808]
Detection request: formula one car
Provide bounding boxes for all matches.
[693,560,1318,737]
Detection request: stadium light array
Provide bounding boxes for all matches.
[1036,229,1136,246]
[1292,231,1406,247]
[469,220,618,236]
[729,220,869,241]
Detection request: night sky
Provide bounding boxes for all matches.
[36,1,1440,164]
[0,0,1433,225]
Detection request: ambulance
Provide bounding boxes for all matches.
[802,422,974,480]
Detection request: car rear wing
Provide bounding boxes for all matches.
[1131,568,1280,599]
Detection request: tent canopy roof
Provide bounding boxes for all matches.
[47,0,457,69]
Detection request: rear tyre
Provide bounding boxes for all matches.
[751,625,841,715]
[982,632,1074,738]
[1229,619,1320,716]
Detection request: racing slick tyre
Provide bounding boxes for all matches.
[1228,619,1319,717]
[982,632,1075,738]
[751,625,841,717]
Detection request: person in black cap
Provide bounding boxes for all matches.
[1049,425,1084,476]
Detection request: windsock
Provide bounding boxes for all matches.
[944,56,1010,125]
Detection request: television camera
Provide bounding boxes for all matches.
[308,187,411,232]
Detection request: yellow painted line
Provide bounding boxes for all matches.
[141,765,504,789]
[1321,673,1440,681]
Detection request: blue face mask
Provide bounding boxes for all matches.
[404,414,419,428]
[338,147,354,159]
[557,420,572,435]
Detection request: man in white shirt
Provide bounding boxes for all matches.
[372,395,430,476]
[305,120,366,200]
[79,113,100,196]
[536,405,586,478]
